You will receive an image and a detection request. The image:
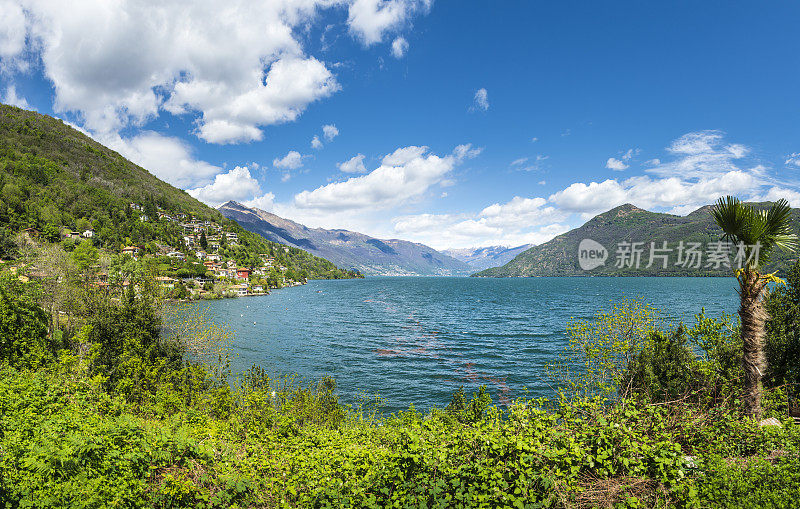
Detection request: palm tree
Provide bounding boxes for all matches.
[712,196,798,418]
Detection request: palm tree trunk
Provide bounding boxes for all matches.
[739,270,769,419]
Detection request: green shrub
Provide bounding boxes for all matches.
[0,275,49,368]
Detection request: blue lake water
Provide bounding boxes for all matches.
[194,277,739,412]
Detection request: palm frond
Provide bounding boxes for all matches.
[712,196,746,243]
[711,196,797,269]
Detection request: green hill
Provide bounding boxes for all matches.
[475,203,800,277]
[0,103,360,280]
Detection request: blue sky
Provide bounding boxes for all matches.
[1,0,799,249]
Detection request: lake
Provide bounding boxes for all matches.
[194,277,739,412]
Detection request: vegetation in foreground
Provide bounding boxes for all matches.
[1,248,799,508]
[0,195,798,508]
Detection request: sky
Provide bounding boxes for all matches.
[1,0,799,250]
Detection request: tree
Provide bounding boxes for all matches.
[0,275,49,368]
[72,238,99,271]
[711,196,798,418]
[199,230,208,251]
[765,260,800,398]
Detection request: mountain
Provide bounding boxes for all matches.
[218,201,474,276]
[475,203,800,277]
[0,103,360,279]
[442,244,532,271]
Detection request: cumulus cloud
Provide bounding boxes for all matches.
[472,88,489,111]
[338,153,367,173]
[273,150,304,170]
[549,172,757,216]
[392,197,570,250]
[1,1,428,143]
[0,1,27,71]
[605,148,638,171]
[322,124,339,142]
[347,0,430,45]
[101,131,221,189]
[187,166,263,207]
[391,36,409,58]
[606,158,628,171]
[243,192,277,211]
[3,85,31,109]
[294,144,475,212]
[311,135,323,149]
[752,187,800,208]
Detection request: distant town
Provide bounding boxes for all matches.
[17,202,307,300]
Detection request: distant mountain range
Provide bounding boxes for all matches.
[442,244,532,271]
[475,203,800,277]
[218,201,474,276]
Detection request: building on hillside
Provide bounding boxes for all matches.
[139,215,149,222]
[195,250,207,260]
[121,246,140,257]
[63,230,81,240]
[166,251,185,260]
[231,284,248,297]
[82,230,94,238]
[155,276,176,289]
[251,285,264,293]
[206,253,221,262]
[236,268,250,280]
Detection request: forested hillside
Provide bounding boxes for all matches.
[476,203,800,277]
[0,104,360,280]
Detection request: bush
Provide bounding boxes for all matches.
[87,287,183,401]
[0,275,49,368]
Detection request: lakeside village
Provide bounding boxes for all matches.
[13,202,307,300]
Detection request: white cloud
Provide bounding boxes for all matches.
[273,150,304,170]
[453,143,483,161]
[392,198,570,250]
[322,124,339,142]
[606,158,628,171]
[244,192,277,211]
[3,85,30,109]
[187,166,262,207]
[347,0,429,45]
[472,88,489,111]
[391,36,409,58]
[101,131,220,189]
[786,153,800,167]
[752,187,800,208]
[605,148,638,170]
[294,144,470,212]
[549,171,757,216]
[311,135,323,149]
[649,130,751,179]
[2,1,361,142]
[531,137,538,143]
[338,153,367,173]
[511,157,528,167]
[0,1,27,71]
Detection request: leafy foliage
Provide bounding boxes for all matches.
[0,264,799,506]
[0,104,361,280]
